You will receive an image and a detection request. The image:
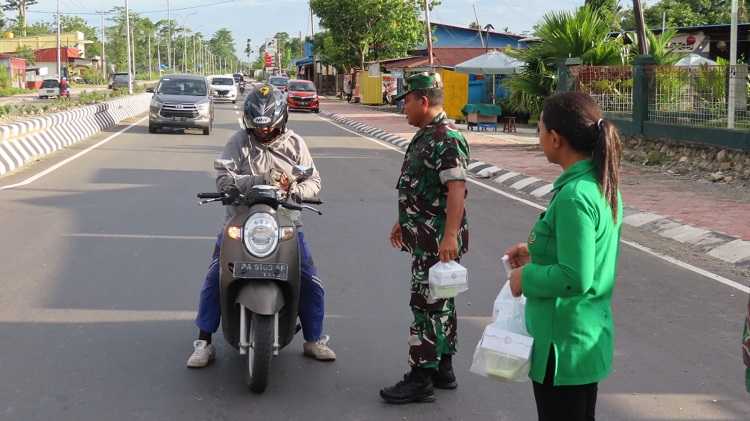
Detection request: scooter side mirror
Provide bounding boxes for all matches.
[292,165,314,182]
[214,159,238,172]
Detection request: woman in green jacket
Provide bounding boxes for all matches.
[505,92,623,421]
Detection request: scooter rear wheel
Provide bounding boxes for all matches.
[246,313,273,393]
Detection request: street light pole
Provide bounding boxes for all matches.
[192,35,196,73]
[167,0,172,71]
[125,0,133,94]
[56,0,61,80]
[148,32,152,79]
[98,11,106,81]
[131,25,137,80]
[728,0,739,129]
[157,35,162,76]
[183,28,188,72]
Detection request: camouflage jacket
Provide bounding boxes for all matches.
[396,112,470,257]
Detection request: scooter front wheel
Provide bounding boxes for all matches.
[246,313,273,393]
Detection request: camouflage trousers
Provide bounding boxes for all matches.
[408,254,458,369]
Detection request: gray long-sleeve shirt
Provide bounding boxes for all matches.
[216,128,321,224]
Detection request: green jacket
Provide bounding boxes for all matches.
[522,160,623,386]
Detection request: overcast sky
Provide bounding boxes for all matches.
[25,0,588,59]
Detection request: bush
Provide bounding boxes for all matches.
[80,68,107,85]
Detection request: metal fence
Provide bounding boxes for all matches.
[572,65,634,119]
[649,64,750,129]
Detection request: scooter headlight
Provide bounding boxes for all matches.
[243,213,279,258]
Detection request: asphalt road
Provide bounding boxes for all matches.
[0,98,748,421]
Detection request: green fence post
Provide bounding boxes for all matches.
[632,55,655,135]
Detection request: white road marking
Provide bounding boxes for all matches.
[0,117,148,191]
[66,233,216,240]
[318,115,749,295]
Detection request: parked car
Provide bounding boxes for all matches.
[268,76,289,93]
[209,75,238,103]
[109,72,131,90]
[286,79,319,113]
[148,74,214,135]
[38,78,61,99]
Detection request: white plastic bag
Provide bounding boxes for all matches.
[428,261,468,300]
[470,256,533,382]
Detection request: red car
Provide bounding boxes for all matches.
[286,80,320,113]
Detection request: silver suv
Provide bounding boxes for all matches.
[148,74,214,135]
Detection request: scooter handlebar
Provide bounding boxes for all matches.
[197,192,225,199]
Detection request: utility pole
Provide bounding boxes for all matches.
[472,2,485,50]
[183,28,188,73]
[125,0,133,94]
[309,1,315,39]
[632,0,649,55]
[157,35,162,76]
[148,32,152,79]
[56,0,61,80]
[424,0,434,67]
[98,11,106,81]
[728,0,739,129]
[131,25,137,80]
[192,35,196,73]
[167,0,172,71]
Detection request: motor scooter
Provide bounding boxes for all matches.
[197,159,321,393]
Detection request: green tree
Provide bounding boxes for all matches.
[310,0,425,70]
[2,0,38,36]
[61,15,100,58]
[209,28,237,70]
[18,20,51,36]
[505,5,625,115]
[621,0,750,30]
[628,27,685,64]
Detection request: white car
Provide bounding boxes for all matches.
[209,75,238,103]
[38,78,61,99]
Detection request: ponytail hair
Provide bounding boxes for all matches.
[542,92,622,220]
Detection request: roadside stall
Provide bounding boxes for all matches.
[455,50,523,131]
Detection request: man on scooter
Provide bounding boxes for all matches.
[187,84,336,367]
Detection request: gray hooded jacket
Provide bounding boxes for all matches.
[216,128,321,224]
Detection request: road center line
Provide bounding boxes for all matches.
[0,117,148,191]
[317,115,750,295]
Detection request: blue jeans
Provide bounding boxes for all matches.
[195,230,325,342]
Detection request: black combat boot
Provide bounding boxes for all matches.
[433,354,457,389]
[379,367,436,404]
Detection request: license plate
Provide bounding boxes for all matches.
[233,262,288,280]
[172,116,186,122]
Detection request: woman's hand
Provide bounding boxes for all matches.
[504,243,530,269]
[509,267,524,298]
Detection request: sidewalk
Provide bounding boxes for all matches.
[321,99,750,266]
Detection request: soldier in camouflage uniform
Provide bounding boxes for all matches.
[380,73,470,404]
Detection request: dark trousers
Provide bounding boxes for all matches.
[532,347,598,421]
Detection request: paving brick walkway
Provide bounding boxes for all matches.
[322,99,750,243]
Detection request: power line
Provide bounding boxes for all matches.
[27,0,237,16]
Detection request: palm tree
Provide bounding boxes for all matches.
[504,5,624,115]
[627,27,685,65]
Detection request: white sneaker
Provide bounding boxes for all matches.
[186,340,216,368]
[303,335,337,361]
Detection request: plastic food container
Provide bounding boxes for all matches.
[428,261,468,300]
[471,322,533,381]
